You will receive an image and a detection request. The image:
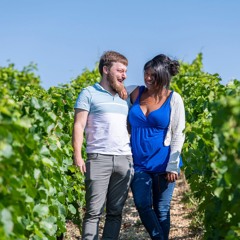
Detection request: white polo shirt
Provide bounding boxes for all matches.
[74,83,132,155]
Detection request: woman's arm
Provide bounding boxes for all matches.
[166,93,185,175]
[130,86,140,104]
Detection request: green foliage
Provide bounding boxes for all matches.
[0,63,42,98]
[0,64,99,239]
[1,56,240,239]
[209,95,240,239]
[172,54,240,239]
[69,64,100,94]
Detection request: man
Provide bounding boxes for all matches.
[72,51,133,240]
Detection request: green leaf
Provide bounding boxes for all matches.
[41,157,54,167]
[33,204,49,217]
[68,204,77,214]
[34,168,41,180]
[47,112,57,121]
[47,123,55,134]
[31,97,41,109]
[0,209,13,235]
[214,187,224,198]
[40,146,50,156]
[39,216,57,236]
[0,142,13,158]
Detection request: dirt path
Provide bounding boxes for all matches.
[64,174,203,239]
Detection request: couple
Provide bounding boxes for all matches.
[72,51,185,240]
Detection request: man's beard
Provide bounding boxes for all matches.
[107,73,124,94]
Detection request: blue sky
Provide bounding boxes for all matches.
[1,0,240,89]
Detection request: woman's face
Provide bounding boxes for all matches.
[144,68,156,90]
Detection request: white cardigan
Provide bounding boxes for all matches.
[126,85,185,174]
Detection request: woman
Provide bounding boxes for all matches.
[128,54,185,240]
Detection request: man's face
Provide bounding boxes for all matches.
[106,62,127,93]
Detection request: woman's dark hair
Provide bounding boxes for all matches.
[144,54,180,92]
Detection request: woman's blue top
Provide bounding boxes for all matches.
[128,86,173,173]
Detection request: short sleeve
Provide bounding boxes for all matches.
[74,88,91,111]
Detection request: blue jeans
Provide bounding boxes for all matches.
[131,172,175,240]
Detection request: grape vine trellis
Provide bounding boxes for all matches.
[0,55,239,239]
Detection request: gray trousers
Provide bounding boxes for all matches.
[82,153,134,240]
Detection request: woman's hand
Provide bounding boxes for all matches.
[118,87,128,100]
[166,172,178,183]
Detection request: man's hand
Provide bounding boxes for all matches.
[74,157,86,174]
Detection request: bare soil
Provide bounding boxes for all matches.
[63,173,203,240]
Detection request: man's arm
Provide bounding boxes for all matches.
[72,108,89,174]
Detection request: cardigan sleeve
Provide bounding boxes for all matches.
[166,92,185,174]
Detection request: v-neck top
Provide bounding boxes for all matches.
[128,86,173,173]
